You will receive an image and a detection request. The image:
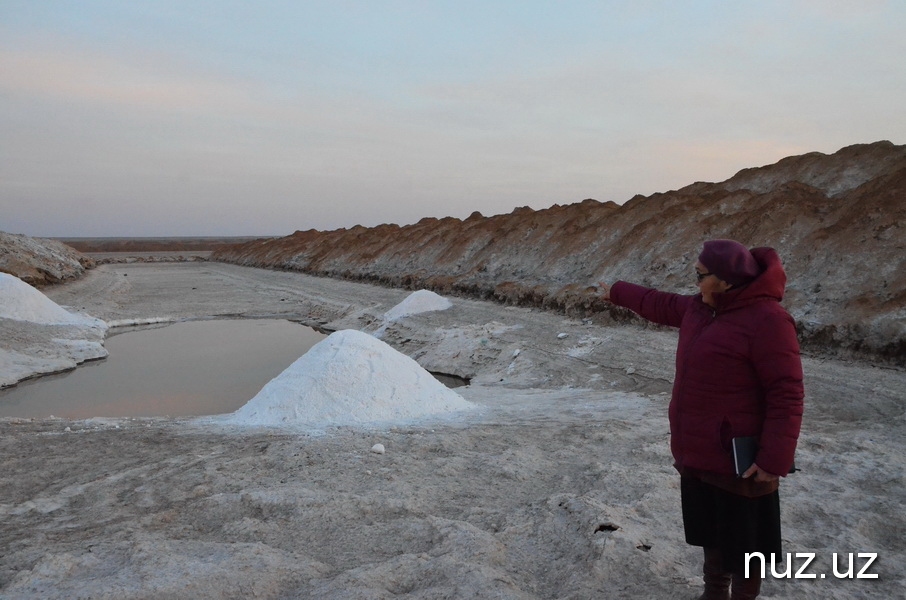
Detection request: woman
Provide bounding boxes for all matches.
[599,240,803,600]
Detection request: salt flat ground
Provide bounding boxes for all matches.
[1,262,903,599]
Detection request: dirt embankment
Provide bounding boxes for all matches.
[0,233,94,287]
[213,141,906,363]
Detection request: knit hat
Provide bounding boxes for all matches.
[698,240,760,287]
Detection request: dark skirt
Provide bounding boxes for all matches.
[681,475,782,574]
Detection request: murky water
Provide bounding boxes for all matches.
[0,319,326,419]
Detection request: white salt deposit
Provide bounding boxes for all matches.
[0,273,108,386]
[373,289,453,338]
[226,329,474,428]
[383,289,452,321]
[0,273,106,329]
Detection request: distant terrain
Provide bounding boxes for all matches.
[58,236,266,254]
[0,236,268,285]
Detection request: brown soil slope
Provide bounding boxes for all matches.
[0,233,94,287]
[214,141,906,361]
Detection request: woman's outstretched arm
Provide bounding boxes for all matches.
[600,280,692,329]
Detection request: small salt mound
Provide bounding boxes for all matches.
[227,329,474,427]
[374,289,453,338]
[0,272,106,329]
[383,290,452,321]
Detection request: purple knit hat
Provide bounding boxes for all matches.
[698,240,760,286]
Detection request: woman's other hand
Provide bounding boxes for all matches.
[741,463,780,483]
[597,282,611,302]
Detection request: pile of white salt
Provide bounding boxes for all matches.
[226,329,474,428]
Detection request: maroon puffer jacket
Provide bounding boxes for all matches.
[610,247,804,477]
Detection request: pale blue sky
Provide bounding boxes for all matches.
[1,1,904,236]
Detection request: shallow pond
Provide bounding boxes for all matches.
[0,319,326,419]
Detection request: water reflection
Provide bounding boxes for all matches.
[0,319,326,419]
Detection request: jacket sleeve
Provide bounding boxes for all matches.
[751,309,804,476]
[609,281,693,329]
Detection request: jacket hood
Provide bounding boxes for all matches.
[713,247,787,309]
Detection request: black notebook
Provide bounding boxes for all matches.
[732,436,758,477]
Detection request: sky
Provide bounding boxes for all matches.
[1,1,904,237]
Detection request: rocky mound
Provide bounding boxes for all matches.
[213,141,906,361]
[0,232,94,287]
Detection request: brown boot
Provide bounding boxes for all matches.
[698,547,731,600]
[730,572,762,600]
